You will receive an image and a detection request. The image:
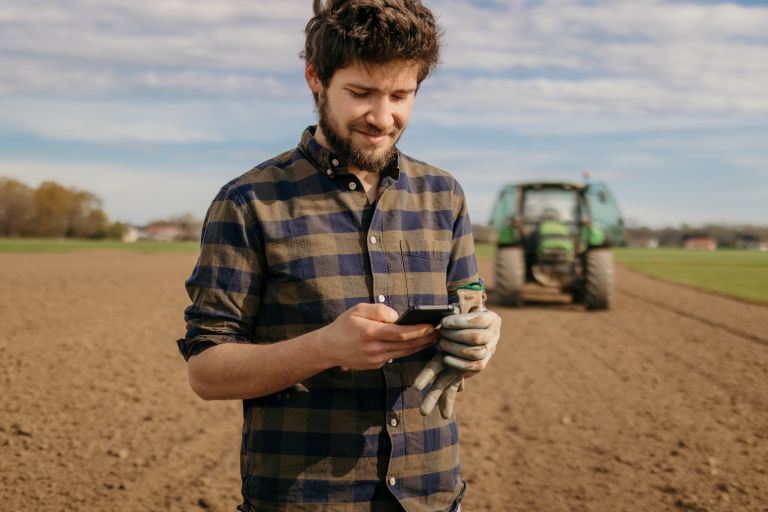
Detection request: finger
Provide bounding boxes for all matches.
[441,314,501,346]
[439,380,460,419]
[441,311,498,330]
[420,389,440,417]
[382,331,438,353]
[437,338,488,360]
[413,355,444,391]
[420,370,462,416]
[440,327,495,346]
[442,353,485,373]
[384,335,438,363]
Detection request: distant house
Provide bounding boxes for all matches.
[684,236,717,251]
[635,237,659,249]
[139,223,185,242]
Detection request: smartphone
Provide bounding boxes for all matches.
[395,304,457,326]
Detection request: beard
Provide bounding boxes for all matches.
[317,92,402,174]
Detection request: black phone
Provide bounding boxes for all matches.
[395,304,457,325]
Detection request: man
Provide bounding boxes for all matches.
[177,1,501,510]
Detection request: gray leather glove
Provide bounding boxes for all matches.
[413,284,501,418]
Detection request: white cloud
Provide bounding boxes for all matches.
[435,0,768,70]
[0,0,309,70]
[428,0,768,124]
[0,99,221,143]
[0,97,311,144]
[1,0,767,226]
[0,0,766,139]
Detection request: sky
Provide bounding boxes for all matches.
[1,0,767,228]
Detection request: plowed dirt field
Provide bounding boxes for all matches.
[1,252,767,511]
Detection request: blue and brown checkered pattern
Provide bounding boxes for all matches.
[178,126,479,511]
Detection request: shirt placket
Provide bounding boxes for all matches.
[367,202,388,309]
[369,176,407,499]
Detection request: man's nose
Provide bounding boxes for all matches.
[365,97,395,130]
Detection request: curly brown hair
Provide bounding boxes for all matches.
[302,0,442,87]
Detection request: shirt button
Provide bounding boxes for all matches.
[390,418,398,427]
[389,477,396,486]
[378,295,386,303]
[387,358,393,364]
[326,169,333,177]
[370,236,377,244]
[331,158,339,167]
[348,182,357,190]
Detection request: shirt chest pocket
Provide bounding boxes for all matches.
[399,238,451,306]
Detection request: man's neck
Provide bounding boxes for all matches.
[349,167,380,204]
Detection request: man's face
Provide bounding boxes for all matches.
[307,61,419,173]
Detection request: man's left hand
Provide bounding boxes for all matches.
[438,310,501,372]
[413,309,501,418]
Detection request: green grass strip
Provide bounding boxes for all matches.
[614,247,768,303]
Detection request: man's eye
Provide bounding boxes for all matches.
[391,95,407,102]
[349,90,368,98]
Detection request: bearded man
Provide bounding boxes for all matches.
[177,1,501,510]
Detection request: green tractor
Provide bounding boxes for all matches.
[489,181,624,309]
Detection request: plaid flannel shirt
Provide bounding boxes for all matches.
[178,127,479,512]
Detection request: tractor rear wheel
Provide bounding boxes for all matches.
[584,248,613,310]
[495,246,525,306]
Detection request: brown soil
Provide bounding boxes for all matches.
[1,252,767,511]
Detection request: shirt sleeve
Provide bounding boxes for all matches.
[176,183,266,361]
[446,180,480,303]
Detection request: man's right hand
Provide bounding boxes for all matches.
[187,303,436,401]
[321,303,438,370]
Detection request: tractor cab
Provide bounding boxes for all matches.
[489,180,624,309]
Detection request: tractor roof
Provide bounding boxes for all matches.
[515,181,588,191]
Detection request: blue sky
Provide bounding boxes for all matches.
[1,0,767,228]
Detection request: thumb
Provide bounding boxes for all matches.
[351,303,399,324]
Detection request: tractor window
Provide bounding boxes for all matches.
[522,189,579,224]
[585,183,625,245]
[490,186,516,226]
[586,184,622,227]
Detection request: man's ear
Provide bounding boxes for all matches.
[305,64,322,94]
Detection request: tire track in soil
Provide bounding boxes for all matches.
[616,289,768,347]
[615,266,768,346]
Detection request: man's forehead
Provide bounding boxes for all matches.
[334,60,419,90]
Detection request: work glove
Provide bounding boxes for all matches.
[413,283,501,418]
[439,310,501,372]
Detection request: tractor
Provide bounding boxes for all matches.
[488,181,624,309]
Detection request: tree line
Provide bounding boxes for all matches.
[472,223,768,248]
[624,224,768,248]
[0,177,125,239]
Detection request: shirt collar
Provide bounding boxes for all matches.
[299,125,401,181]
